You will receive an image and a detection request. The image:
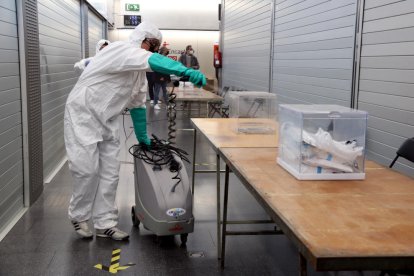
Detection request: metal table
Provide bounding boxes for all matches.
[172,87,223,117]
[219,147,414,275]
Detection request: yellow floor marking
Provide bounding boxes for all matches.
[94,248,135,274]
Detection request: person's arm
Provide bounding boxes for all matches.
[148,53,206,87]
[130,107,150,146]
[192,56,200,70]
[128,71,150,145]
[74,57,93,75]
[179,54,186,66]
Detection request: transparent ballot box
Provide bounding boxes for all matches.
[229,91,277,134]
[277,104,368,180]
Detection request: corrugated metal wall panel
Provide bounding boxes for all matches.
[272,0,358,105]
[0,0,24,232]
[38,0,81,178]
[88,9,103,57]
[358,0,414,177]
[222,0,272,91]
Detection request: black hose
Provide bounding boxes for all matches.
[129,134,189,193]
[167,86,177,144]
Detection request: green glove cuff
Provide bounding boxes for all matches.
[130,107,151,145]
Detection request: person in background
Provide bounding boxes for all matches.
[64,22,206,241]
[153,47,171,110]
[74,39,110,75]
[179,45,199,70]
[146,72,155,104]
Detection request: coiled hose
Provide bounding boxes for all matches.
[129,135,189,193]
[167,86,177,144]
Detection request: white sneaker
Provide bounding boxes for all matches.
[71,220,93,239]
[150,100,154,105]
[96,227,129,241]
[154,104,161,110]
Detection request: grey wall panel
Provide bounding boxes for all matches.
[360,68,413,84]
[0,163,23,227]
[0,88,20,106]
[38,0,81,179]
[276,67,352,80]
[0,1,16,11]
[88,9,103,57]
[360,56,414,70]
[364,0,414,21]
[363,13,414,33]
[0,63,19,78]
[275,72,352,90]
[275,80,351,101]
[0,0,23,233]
[276,16,356,39]
[0,22,18,37]
[364,0,402,9]
[0,113,20,135]
[359,102,413,127]
[276,1,356,30]
[358,0,414,177]
[362,27,414,45]
[361,42,414,56]
[275,37,354,52]
[359,79,413,98]
[272,0,357,105]
[222,0,272,91]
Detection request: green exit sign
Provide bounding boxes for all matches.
[125,3,139,11]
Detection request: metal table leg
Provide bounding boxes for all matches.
[191,129,197,195]
[206,102,209,118]
[217,153,221,259]
[220,164,230,268]
[300,253,307,276]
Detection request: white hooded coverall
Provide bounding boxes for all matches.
[73,39,110,75]
[64,22,162,229]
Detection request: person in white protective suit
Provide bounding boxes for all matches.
[73,39,110,75]
[64,22,206,240]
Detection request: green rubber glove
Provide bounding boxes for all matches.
[148,53,207,87]
[130,107,151,146]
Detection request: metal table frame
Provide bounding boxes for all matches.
[191,126,279,259]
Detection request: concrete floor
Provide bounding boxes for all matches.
[0,102,380,275]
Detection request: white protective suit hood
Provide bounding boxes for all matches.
[129,22,162,46]
[95,39,110,54]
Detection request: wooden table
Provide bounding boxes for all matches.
[190,118,279,258]
[219,147,414,274]
[171,87,223,117]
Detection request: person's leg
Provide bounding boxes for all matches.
[65,121,99,238]
[154,83,161,108]
[92,139,129,240]
[154,83,160,105]
[162,83,169,106]
[146,72,154,101]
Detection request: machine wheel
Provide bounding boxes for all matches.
[180,233,188,245]
[131,206,140,227]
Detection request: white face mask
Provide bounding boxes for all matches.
[188,50,194,55]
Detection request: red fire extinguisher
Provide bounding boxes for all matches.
[213,43,222,68]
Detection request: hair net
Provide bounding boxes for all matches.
[129,22,162,46]
[95,39,110,54]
